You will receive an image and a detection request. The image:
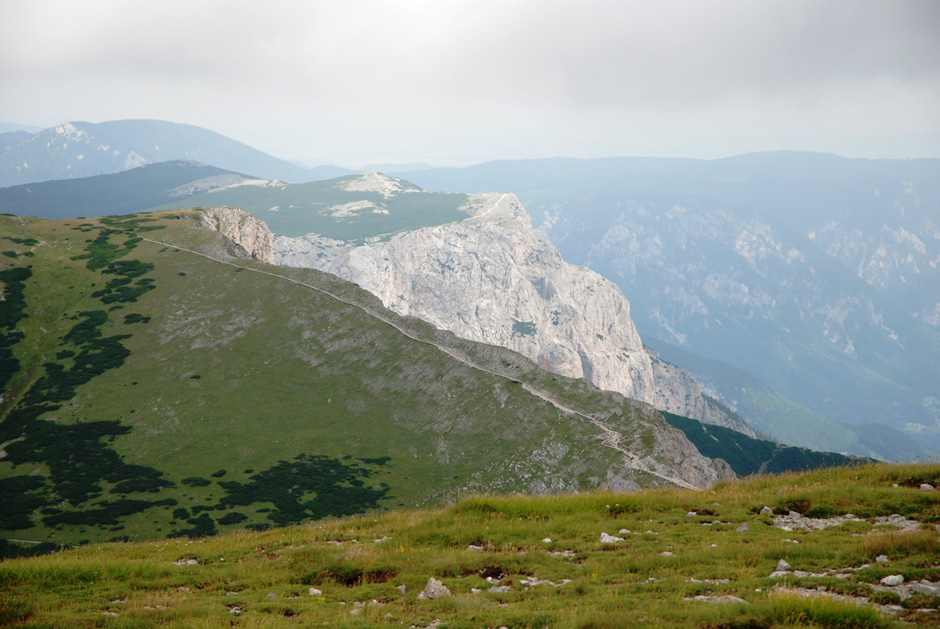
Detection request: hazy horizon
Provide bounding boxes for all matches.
[2,0,938,166]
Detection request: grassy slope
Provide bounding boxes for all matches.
[0,211,689,548]
[1,463,938,628]
[662,412,868,476]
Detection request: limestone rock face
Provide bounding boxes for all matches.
[198,206,274,264]
[276,193,657,404]
[275,191,745,431]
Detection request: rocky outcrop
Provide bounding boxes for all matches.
[277,193,657,404]
[275,188,746,431]
[198,206,274,264]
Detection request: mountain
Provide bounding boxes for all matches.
[1,207,736,548]
[397,153,940,455]
[0,160,256,219]
[199,171,750,435]
[0,119,317,187]
[651,339,940,461]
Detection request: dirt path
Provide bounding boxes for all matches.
[142,236,696,489]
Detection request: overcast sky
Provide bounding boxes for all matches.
[1,0,938,166]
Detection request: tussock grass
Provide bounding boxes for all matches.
[2,463,938,627]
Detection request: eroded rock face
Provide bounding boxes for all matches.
[276,193,657,404]
[275,190,745,431]
[198,206,274,264]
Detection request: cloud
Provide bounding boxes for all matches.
[1,0,937,162]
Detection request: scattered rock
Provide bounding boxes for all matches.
[660,551,675,557]
[228,607,242,615]
[101,611,119,617]
[542,538,552,543]
[687,512,697,518]
[760,506,773,515]
[489,585,511,593]
[350,607,362,616]
[776,559,792,571]
[873,514,921,533]
[373,536,391,543]
[618,528,632,534]
[685,595,749,604]
[920,484,934,491]
[773,512,864,532]
[308,587,322,596]
[395,584,406,595]
[881,575,905,586]
[471,587,482,594]
[736,523,749,532]
[600,532,624,543]
[172,558,198,567]
[876,555,889,564]
[265,593,277,600]
[768,571,791,578]
[417,577,451,600]
[177,586,191,593]
[549,550,577,558]
[225,591,239,596]
[467,544,485,552]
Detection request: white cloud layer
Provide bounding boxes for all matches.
[1,0,938,164]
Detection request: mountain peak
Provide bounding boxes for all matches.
[336,171,420,198]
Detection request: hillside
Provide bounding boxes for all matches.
[0,161,253,220]
[1,463,938,627]
[0,119,317,187]
[0,209,732,549]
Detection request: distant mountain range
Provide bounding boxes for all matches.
[0,119,318,187]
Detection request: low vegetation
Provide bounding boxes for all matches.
[1,463,937,627]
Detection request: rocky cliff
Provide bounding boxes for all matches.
[274,180,742,430]
[197,206,275,263]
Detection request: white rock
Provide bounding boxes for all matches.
[776,559,792,571]
[489,585,511,593]
[736,523,749,532]
[417,577,451,600]
[760,506,773,515]
[198,207,275,263]
[687,511,697,518]
[881,575,905,586]
[599,532,624,543]
[876,555,889,564]
[618,528,632,534]
[541,538,552,543]
[395,584,406,595]
[920,483,935,491]
[467,544,485,552]
[172,558,198,567]
[308,587,322,596]
[660,551,675,557]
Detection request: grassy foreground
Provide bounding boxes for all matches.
[2,463,938,628]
